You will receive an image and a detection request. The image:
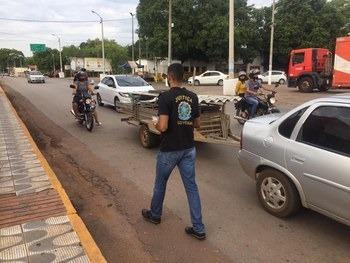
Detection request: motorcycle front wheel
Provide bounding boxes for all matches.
[85,112,94,132]
[236,109,249,125]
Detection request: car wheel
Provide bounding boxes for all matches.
[114,97,121,112]
[217,79,224,86]
[139,124,160,148]
[258,78,263,84]
[298,77,314,93]
[278,79,286,85]
[257,169,301,218]
[97,93,104,106]
[194,80,200,86]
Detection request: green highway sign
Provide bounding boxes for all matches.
[30,44,46,53]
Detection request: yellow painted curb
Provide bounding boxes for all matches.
[0,86,107,263]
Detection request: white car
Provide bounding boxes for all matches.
[258,71,287,85]
[96,75,155,109]
[27,71,45,83]
[188,71,228,86]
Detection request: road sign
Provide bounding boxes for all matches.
[30,44,46,53]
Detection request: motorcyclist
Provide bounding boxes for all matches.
[245,69,274,118]
[71,71,102,126]
[235,71,248,97]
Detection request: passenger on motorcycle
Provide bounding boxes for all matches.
[235,71,248,97]
[71,71,102,126]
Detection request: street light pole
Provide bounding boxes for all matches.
[268,0,276,85]
[228,0,235,79]
[168,0,172,66]
[52,53,56,73]
[92,10,106,74]
[130,13,135,62]
[52,34,63,74]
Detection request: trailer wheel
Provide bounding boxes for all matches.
[298,77,314,93]
[139,124,160,149]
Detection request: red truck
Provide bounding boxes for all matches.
[287,36,350,92]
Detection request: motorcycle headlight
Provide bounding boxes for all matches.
[269,97,276,105]
[85,98,92,105]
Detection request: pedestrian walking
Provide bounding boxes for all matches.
[142,63,206,240]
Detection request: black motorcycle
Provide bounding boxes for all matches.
[70,84,97,132]
[234,89,280,125]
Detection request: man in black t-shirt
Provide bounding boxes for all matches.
[142,63,206,240]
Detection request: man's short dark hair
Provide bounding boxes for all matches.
[168,63,184,82]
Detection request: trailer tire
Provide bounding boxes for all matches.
[139,124,160,149]
[298,77,314,93]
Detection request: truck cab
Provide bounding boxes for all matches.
[288,48,332,92]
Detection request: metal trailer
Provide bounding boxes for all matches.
[119,91,240,148]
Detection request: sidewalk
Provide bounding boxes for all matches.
[0,87,106,262]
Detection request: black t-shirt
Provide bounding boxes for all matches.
[158,87,200,152]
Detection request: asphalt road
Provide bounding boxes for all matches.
[2,77,350,263]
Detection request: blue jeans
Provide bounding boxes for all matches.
[245,96,259,118]
[150,147,205,233]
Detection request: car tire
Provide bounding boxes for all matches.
[278,79,286,85]
[298,77,314,93]
[114,97,120,112]
[194,80,200,86]
[139,124,160,149]
[257,169,301,218]
[97,93,104,106]
[217,79,224,86]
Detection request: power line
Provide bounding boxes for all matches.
[0,17,131,23]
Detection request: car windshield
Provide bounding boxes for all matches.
[115,76,149,87]
[30,71,42,75]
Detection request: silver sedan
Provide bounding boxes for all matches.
[239,94,350,226]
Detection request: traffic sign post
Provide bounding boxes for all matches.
[30,44,46,53]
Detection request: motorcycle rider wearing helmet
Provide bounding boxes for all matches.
[235,71,248,97]
[71,71,102,126]
[245,69,263,118]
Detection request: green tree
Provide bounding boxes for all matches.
[0,49,25,72]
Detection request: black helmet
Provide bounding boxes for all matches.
[249,69,260,79]
[78,71,88,81]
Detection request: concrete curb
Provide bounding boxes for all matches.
[0,86,107,263]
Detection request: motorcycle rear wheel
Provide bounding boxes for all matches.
[236,109,249,125]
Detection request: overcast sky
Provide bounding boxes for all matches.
[0,0,271,56]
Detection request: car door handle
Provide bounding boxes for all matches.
[291,156,305,164]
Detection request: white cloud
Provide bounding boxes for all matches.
[0,0,269,56]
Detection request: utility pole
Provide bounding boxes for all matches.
[228,0,235,79]
[52,53,56,73]
[138,34,141,65]
[268,0,276,85]
[130,13,135,62]
[168,0,172,66]
[92,10,106,74]
[52,34,63,75]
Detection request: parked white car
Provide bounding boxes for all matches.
[188,71,228,86]
[96,75,155,109]
[27,71,45,83]
[258,71,287,85]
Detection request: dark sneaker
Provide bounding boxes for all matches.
[142,209,161,225]
[185,227,206,240]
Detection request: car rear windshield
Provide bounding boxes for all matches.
[115,76,149,87]
[30,71,42,75]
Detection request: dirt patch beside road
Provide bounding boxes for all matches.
[2,83,231,263]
